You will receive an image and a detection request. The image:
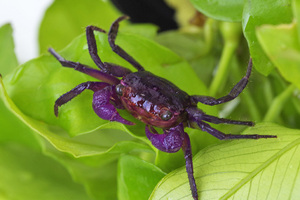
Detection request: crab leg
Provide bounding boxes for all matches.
[191,58,252,105]
[86,26,132,77]
[145,125,183,153]
[201,114,254,126]
[186,107,254,126]
[54,81,133,125]
[49,48,120,85]
[54,81,109,116]
[145,124,198,200]
[181,131,198,200]
[197,121,276,140]
[108,16,145,72]
[93,85,134,125]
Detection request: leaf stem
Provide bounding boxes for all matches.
[209,22,241,96]
[203,18,217,55]
[263,84,296,122]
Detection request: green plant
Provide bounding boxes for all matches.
[0,0,299,199]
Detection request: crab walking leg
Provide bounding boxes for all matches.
[49,48,120,85]
[85,25,106,70]
[202,114,254,126]
[54,81,110,116]
[86,26,132,77]
[186,107,254,127]
[93,85,134,125]
[197,121,277,139]
[182,131,198,200]
[145,124,198,200]
[108,16,145,71]
[191,58,252,106]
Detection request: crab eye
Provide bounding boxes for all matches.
[115,84,124,96]
[161,110,173,121]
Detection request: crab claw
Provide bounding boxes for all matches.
[95,103,134,125]
[145,125,183,153]
[92,86,134,125]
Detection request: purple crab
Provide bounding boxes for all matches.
[49,16,276,200]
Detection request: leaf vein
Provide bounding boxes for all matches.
[220,136,300,199]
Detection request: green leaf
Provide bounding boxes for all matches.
[0,98,40,150]
[5,27,213,137]
[0,23,18,76]
[150,123,300,199]
[121,23,158,39]
[117,155,166,200]
[1,74,152,199]
[256,22,300,90]
[44,146,120,200]
[190,0,244,22]
[0,143,90,200]
[3,23,217,175]
[39,0,120,53]
[0,24,39,149]
[0,75,151,158]
[242,0,293,76]
[155,30,218,86]
[292,0,300,41]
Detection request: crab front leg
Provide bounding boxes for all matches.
[145,124,198,200]
[86,25,132,77]
[54,81,133,125]
[49,48,120,85]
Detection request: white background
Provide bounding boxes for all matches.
[0,0,53,63]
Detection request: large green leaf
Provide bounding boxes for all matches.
[117,155,166,200]
[39,0,120,53]
[1,72,153,199]
[0,143,90,200]
[242,0,293,76]
[0,23,18,76]
[6,30,213,136]
[256,2,300,89]
[3,23,217,175]
[43,145,121,200]
[190,0,244,22]
[0,74,151,158]
[0,24,40,149]
[155,28,220,85]
[150,123,300,199]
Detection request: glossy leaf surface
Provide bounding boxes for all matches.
[190,0,244,22]
[150,123,300,199]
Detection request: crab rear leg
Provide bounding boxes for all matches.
[145,124,198,200]
[54,81,133,125]
[191,58,252,105]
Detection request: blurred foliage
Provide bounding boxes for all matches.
[1,0,300,199]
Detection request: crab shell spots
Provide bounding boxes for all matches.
[118,71,190,128]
